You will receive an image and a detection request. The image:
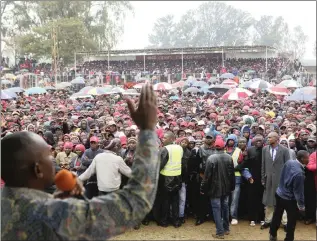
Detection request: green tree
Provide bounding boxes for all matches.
[290,26,308,59]
[3,1,133,64]
[253,16,290,49]
[148,14,176,48]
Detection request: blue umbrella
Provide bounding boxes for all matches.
[26,87,47,95]
[220,73,235,79]
[193,81,209,88]
[71,77,85,84]
[169,96,179,100]
[286,87,316,101]
[201,86,215,94]
[0,91,13,100]
[3,90,17,98]
[6,87,24,93]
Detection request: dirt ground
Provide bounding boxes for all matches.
[112,219,316,240]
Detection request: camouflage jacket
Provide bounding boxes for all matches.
[1,130,159,240]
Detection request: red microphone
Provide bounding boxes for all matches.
[54,169,89,201]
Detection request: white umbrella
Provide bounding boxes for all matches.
[279,79,302,88]
[153,82,173,91]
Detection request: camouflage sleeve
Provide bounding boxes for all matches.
[42,130,160,240]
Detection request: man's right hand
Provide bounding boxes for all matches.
[126,84,157,130]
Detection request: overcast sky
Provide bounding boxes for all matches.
[116,1,316,59]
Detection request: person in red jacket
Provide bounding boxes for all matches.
[306,152,317,225]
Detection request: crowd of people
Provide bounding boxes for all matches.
[1,68,316,240]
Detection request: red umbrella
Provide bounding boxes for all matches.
[267,86,290,96]
[222,79,238,87]
[172,80,185,88]
[221,88,253,100]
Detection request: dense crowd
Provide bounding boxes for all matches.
[1,76,316,239]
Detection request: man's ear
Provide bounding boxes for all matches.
[33,162,44,179]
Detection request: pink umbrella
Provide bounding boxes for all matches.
[153,82,172,91]
[221,88,253,100]
[267,86,290,96]
[222,79,238,87]
[172,80,185,88]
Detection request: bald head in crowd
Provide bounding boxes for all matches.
[1,132,54,189]
[162,131,175,146]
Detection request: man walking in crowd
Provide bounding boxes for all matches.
[154,131,183,228]
[261,132,290,230]
[201,136,235,239]
[269,150,309,241]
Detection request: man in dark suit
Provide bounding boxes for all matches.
[261,132,290,229]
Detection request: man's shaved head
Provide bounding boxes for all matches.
[1,132,54,189]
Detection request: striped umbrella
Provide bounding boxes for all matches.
[220,73,235,79]
[153,82,172,91]
[221,88,253,100]
[248,80,272,90]
[279,79,302,88]
[79,86,94,93]
[267,86,290,96]
[111,87,125,93]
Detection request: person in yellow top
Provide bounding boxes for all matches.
[154,131,183,228]
[55,142,77,170]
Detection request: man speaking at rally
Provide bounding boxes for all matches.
[1,84,159,240]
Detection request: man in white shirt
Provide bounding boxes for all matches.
[79,150,132,195]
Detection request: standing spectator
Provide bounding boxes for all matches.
[201,137,235,239]
[269,151,309,241]
[69,144,87,176]
[154,131,183,228]
[261,132,290,230]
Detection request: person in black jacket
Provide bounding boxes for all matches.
[178,137,191,224]
[201,136,235,239]
[239,134,265,226]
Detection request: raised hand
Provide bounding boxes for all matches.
[126,84,157,130]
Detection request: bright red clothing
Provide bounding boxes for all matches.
[307,152,317,191]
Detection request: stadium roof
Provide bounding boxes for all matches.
[77,45,276,56]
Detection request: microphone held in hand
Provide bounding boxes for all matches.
[54,169,89,201]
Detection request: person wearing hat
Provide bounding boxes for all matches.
[81,136,104,199]
[55,142,77,170]
[306,136,316,154]
[69,144,87,176]
[193,130,216,226]
[200,136,235,239]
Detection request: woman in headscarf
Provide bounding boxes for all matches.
[69,144,87,176]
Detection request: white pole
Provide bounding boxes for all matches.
[181,49,184,79]
[143,53,145,72]
[74,52,76,76]
[222,48,224,67]
[107,50,110,71]
[265,46,268,73]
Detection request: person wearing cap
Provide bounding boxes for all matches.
[269,150,310,241]
[81,136,104,199]
[194,130,216,226]
[295,130,309,152]
[306,136,316,154]
[201,136,235,239]
[261,132,290,230]
[154,131,183,228]
[55,142,77,170]
[70,144,87,176]
[108,120,125,138]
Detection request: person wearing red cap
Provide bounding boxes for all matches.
[55,142,77,170]
[81,136,104,199]
[70,144,87,176]
[201,136,235,239]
